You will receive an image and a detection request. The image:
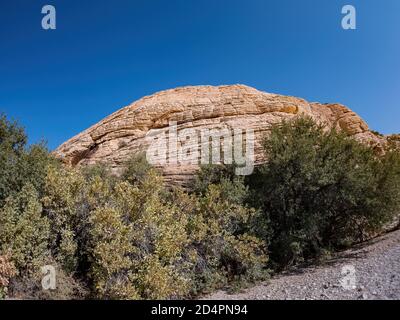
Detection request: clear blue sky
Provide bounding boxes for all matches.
[1,0,399,150]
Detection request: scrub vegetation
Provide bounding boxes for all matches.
[1,114,399,299]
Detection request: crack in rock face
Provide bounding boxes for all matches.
[53,84,386,186]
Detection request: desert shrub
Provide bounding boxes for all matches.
[249,117,400,268]
[81,162,119,187]
[87,163,267,299]
[86,170,191,299]
[0,114,55,205]
[192,164,249,205]
[42,164,127,297]
[42,165,87,274]
[0,113,268,299]
[15,144,56,195]
[190,184,267,293]
[0,114,83,298]
[121,152,153,186]
[8,260,88,300]
[190,165,267,291]
[89,206,139,299]
[0,114,27,204]
[0,253,17,299]
[0,184,50,273]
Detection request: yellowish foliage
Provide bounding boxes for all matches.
[0,184,50,273]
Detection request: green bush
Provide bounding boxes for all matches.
[0,113,269,299]
[121,152,153,186]
[39,155,267,299]
[4,112,398,298]
[189,164,268,292]
[191,183,267,292]
[0,114,55,205]
[192,164,249,205]
[87,166,267,299]
[249,117,400,268]
[0,184,50,273]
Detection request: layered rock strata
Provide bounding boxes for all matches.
[54,85,384,185]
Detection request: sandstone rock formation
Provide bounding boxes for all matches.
[54,85,385,186]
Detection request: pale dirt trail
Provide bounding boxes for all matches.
[205,229,400,300]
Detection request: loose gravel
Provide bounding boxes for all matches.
[205,229,400,300]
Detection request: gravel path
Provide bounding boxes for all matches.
[205,229,400,300]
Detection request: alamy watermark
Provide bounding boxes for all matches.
[41,5,56,30]
[146,122,255,176]
[41,265,56,290]
[342,5,357,30]
[340,264,357,290]
[40,5,357,31]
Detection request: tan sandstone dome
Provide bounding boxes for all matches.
[54,85,384,185]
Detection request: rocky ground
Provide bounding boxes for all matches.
[205,229,400,300]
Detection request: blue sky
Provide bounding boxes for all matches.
[1,0,399,150]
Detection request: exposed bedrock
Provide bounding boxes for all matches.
[54,85,385,185]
